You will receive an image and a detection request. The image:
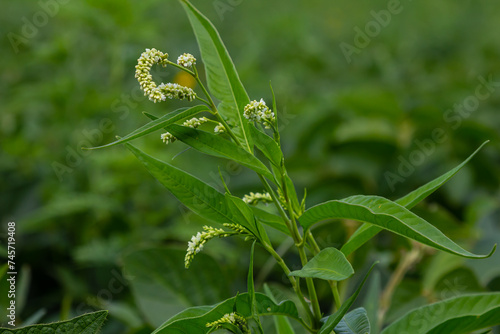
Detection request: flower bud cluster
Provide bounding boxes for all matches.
[206,313,250,333]
[223,223,247,234]
[161,117,210,145]
[214,123,226,133]
[242,192,273,205]
[184,226,232,268]
[135,48,197,103]
[243,98,275,128]
[177,53,196,68]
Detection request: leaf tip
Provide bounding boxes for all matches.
[485,243,497,258]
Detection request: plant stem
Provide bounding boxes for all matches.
[261,242,316,328]
[378,243,423,324]
[306,231,342,310]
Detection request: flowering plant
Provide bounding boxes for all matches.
[85,1,499,333]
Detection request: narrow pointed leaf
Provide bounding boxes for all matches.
[0,311,107,334]
[84,105,208,149]
[334,308,371,334]
[249,125,283,167]
[341,141,489,256]
[397,140,489,208]
[319,263,376,334]
[251,207,291,236]
[125,143,246,227]
[248,241,256,312]
[226,194,270,244]
[263,284,296,334]
[363,270,381,334]
[380,293,500,334]
[289,247,354,281]
[341,224,382,256]
[300,195,496,259]
[179,0,252,150]
[167,124,273,180]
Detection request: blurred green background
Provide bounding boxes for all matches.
[1,0,500,333]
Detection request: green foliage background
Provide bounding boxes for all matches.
[1,0,499,333]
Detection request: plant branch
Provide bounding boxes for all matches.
[378,242,423,325]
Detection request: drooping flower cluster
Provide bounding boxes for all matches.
[135,48,197,103]
[135,48,169,102]
[242,192,273,205]
[206,312,250,333]
[177,53,196,68]
[243,98,275,128]
[161,117,209,145]
[184,226,232,268]
[214,122,225,133]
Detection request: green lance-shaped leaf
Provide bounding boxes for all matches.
[0,311,107,334]
[125,143,247,229]
[179,0,253,151]
[289,247,354,281]
[341,141,489,256]
[247,241,264,333]
[319,263,376,334]
[334,308,371,334]
[226,194,271,244]
[299,195,496,259]
[380,293,500,334]
[251,207,291,236]
[167,124,274,180]
[152,293,299,334]
[249,125,283,167]
[83,105,208,150]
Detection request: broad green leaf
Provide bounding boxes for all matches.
[289,247,354,281]
[84,105,208,149]
[123,247,230,327]
[125,143,251,228]
[249,125,283,167]
[334,308,371,334]
[167,124,273,180]
[380,293,500,334]
[179,0,252,151]
[301,195,496,259]
[0,311,107,334]
[341,141,489,256]
[153,293,299,334]
[319,263,376,334]
[263,284,296,334]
